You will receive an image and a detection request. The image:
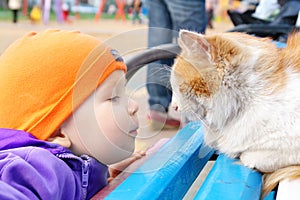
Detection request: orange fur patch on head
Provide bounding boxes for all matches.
[188,78,211,96]
[174,57,211,97]
[206,34,241,60]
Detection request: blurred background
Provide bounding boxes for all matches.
[0,0,234,58]
[0,0,235,30]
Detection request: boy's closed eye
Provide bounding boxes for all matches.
[108,96,120,102]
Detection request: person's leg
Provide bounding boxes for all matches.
[207,8,214,29]
[144,0,181,129]
[147,61,173,112]
[43,0,51,25]
[166,0,207,34]
[165,0,206,125]
[55,0,63,24]
[12,9,18,23]
[132,11,137,24]
[145,0,173,113]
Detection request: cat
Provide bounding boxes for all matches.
[170,29,300,196]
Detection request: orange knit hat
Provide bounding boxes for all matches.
[0,29,126,140]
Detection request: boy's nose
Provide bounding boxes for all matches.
[128,98,139,116]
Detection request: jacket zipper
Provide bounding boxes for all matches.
[55,153,90,200]
[81,155,90,188]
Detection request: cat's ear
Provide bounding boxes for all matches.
[178,30,210,59]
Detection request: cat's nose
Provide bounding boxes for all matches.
[174,105,179,111]
[171,100,180,112]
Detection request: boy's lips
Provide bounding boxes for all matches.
[129,129,138,137]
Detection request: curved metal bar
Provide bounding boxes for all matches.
[125,43,181,80]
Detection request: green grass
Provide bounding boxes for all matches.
[0,9,27,21]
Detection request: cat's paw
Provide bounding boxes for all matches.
[240,151,275,172]
[240,152,257,169]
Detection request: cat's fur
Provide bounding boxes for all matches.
[170,30,300,196]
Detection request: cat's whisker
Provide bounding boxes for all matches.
[179,104,210,130]
[190,112,209,129]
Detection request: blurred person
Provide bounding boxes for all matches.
[8,0,22,23]
[115,0,126,22]
[43,0,51,24]
[43,0,63,25]
[132,0,142,24]
[54,0,64,23]
[206,0,218,29]
[62,1,72,23]
[30,4,42,24]
[144,0,206,130]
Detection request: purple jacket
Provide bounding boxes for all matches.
[0,128,109,199]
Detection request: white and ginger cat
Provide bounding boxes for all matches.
[170,30,300,196]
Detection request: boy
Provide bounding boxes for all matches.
[0,29,143,199]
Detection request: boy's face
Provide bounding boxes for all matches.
[62,70,139,165]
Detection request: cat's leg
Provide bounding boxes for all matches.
[240,149,300,172]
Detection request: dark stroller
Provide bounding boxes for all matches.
[227,0,300,42]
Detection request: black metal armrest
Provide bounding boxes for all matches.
[125,43,181,80]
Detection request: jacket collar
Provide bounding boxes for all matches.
[0,128,67,154]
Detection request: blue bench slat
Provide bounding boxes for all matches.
[194,154,263,200]
[263,191,276,200]
[105,122,214,200]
